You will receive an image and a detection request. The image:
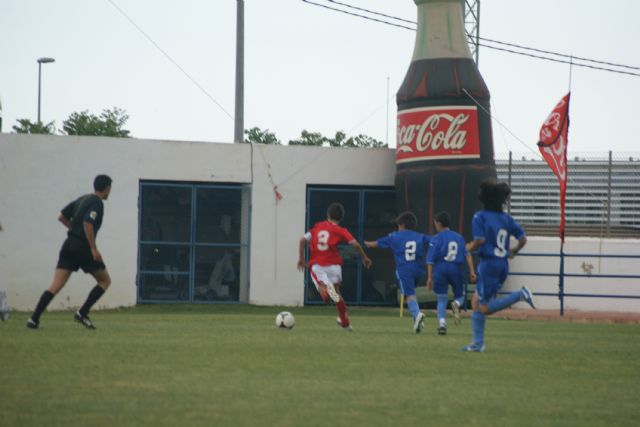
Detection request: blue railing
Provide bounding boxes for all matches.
[508,251,640,315]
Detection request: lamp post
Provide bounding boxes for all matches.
[37,57,55,123]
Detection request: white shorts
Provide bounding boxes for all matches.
[310,264,342,290]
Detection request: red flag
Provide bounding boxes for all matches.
[537,93,570,242]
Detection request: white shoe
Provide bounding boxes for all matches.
[325,283,341,303]
[521,286,537,309]
[413,312,426,334]
[451,300,461,325]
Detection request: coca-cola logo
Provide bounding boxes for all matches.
[396,106,480,163]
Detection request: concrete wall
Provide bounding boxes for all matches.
[0,134,251,311]
[1,134,638,313]
[505,237,640,312]
[0,134,396,310]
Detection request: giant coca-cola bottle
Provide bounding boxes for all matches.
[396,0,496,239]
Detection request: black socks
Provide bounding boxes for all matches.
[31,290,55,322]
[78,285,106,317]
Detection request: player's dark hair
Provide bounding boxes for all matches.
[94,174,113,192]
[395,211,417,230]
[327,203,345,222]
[434,211,450,228]
[478,179,511,212]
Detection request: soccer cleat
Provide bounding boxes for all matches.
[437,325,447,335]
[451,300,461,325]
[336,317,353,332]
[461,343,486,352]
[325,283,341,304]
[26,318,39,329]
[521,286,537,309]
[74,312,96,330]
[413,312,426,334]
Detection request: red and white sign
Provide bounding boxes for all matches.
[396,105,481,164]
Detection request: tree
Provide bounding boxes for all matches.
[62,107,130,137]
[342,134,386,148]
[243,127,281,144]
[289,129,386,148]
[12,119,56,135]
[288,130,328,146]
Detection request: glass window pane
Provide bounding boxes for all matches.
[360,253,401,304]
[307,189,359,233]
[362,190,399,304]
[140,185,192,242]
[139,273,189,301]
[363,191,397,241]
[196,187,242,244]
[193,246,240,302]
[139,244,190,272]
[340,261,359,303]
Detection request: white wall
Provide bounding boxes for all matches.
[248,143,396,306]
[1,134,638,313]
[0,134,250,311]
[505,237,640,312]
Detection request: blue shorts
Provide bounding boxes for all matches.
[396,265,425,297]
[476,258,508,305]
[432,262,464,299]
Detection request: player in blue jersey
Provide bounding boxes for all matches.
[462,180,537,352]
[365,211,430,334]
[426,211,477,335]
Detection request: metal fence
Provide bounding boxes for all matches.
[496,151,640,238]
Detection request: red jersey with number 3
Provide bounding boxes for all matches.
[306,221,355,266]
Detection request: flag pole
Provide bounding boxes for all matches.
[559,58,573,317]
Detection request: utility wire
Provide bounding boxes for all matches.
[302,0,640,77]
[478,43,640,77]
[324,0,416,25]
[477,36,640,71]
[300,0,415,31]
[105,0,234,120]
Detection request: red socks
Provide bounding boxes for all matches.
[336,299,349,327]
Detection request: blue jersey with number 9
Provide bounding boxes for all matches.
[471,210,525,260]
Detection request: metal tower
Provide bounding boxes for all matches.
[463,0,480,64]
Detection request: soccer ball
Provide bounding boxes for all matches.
[275,311,295,329]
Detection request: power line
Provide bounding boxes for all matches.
[300,0,415,31]
[105,0,234,120]
[302,0,640,77]
[478,43,640,77]
[477,36,640,71]
[323,0,415,25]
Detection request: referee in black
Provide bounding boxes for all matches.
[27,175,113,329]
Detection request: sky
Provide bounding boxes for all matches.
[1,0,639,156]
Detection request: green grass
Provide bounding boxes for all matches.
[1,305,639,427]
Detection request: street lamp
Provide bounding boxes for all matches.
[37,57,55,123]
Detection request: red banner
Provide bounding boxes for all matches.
[396,106,480,164]
[537,93,570,242]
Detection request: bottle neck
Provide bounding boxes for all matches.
[412,0,472,61]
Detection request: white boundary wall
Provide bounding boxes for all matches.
[1,134,638,312]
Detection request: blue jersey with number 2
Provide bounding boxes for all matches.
[471,210,525,260]
[376,230,430,269]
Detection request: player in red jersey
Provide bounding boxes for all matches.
[297,203,372,331]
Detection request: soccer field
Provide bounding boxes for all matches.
[1,305,638,427]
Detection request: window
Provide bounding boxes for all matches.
[138,182,250,303]
[305,186,397,305]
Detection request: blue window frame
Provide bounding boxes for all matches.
[137,181,250,304]
[304,186,397,306]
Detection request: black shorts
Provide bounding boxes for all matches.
[56,236,106,273]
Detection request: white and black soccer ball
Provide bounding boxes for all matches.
[275,311,295,329]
